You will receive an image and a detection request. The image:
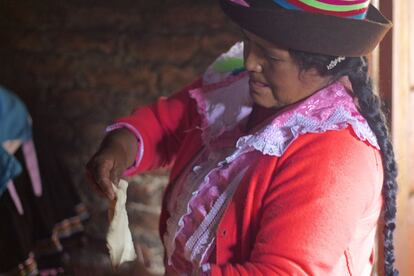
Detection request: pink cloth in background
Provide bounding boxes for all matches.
[6,139,43,215]
[7,180,24,215]
[23,140,42,197]
[229,0,250,7]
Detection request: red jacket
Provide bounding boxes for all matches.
[117,79,383,275]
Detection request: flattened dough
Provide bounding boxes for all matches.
[106,179,137,267]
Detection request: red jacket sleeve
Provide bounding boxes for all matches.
[209,129,383,275]
[115,78,202,174]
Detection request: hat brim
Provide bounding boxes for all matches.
[220,0,392,57]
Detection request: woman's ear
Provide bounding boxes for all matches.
[298,67,320,82]
[298,67,332,90]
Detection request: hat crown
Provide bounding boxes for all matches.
[273,0,370,19]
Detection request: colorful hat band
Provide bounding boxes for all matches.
[273,0,370,19]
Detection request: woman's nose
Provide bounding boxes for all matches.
[244,44,263,73]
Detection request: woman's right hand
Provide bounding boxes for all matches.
[86,128,138,200]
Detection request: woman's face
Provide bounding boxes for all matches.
[242,30,330,109]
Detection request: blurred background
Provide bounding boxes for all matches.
[0,0,412,275]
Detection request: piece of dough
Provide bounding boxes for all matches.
[106,179,137,267]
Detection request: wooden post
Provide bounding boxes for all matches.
[387,0,412,275]
[377,0,414,275]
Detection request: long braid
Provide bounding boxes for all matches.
[344,57,398,276]
[290,51,399,275]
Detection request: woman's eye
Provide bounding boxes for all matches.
[267,54,280,62]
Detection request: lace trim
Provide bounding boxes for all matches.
[223,106,379,166]
[184,166,249,263]
[164,147,254,273]
[164,150,210,267]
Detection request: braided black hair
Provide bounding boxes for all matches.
[289,50,398,276]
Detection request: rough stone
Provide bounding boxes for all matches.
[159,65,198,95]
[127,35,200,65]
[0,0,238,272]
[54,33,118,55]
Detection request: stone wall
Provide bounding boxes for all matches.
[0,0,239,274]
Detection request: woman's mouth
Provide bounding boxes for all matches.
[249,79,269,92]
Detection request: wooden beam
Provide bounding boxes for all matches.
[390,0,412,275]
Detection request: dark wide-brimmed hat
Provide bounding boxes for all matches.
[220,0,392,57]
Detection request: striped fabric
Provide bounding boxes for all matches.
[273,0,370,19]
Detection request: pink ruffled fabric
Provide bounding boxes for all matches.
[223,78,379,163]
[164,141,256,274]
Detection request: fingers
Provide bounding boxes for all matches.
[85,138,129,200]
[86,156,116,200]
[85,169,108,198]
[110,160,125,188]
[97,159,116,200]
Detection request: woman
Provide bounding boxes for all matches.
[86,0,397,275]
[0,86,87,275]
